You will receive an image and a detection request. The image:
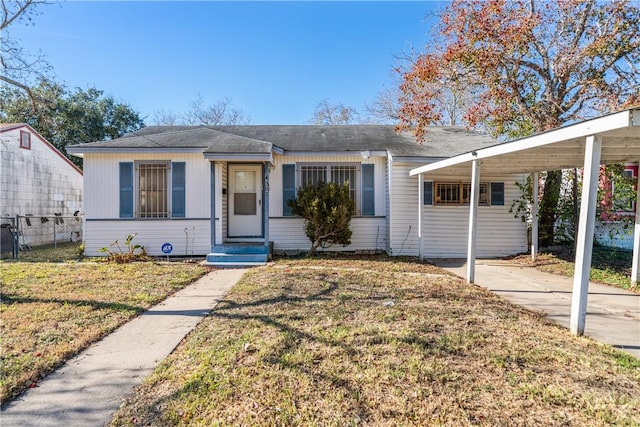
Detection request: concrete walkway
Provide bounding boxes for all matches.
[1,268,246,427]
[433,259,640,359]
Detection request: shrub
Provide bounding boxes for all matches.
[98,234,151,263]
[288,181,355,256]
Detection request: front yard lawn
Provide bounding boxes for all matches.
[110,257,640,426]
[0,261,206,403]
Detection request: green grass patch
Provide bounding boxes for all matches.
[5,242,83,263]
[0,261,206,403]
[110,257,640,426]
[515,246,638,292]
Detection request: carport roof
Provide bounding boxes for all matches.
[410,108,640,178]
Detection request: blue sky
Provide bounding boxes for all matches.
[12,1,442,124]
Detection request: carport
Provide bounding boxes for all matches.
[410,107,640,336]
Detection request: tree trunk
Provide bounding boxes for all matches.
[307,239,321,257]
[539,170,562,247]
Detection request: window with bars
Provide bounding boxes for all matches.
[138,163,169,218]
[431,181,491,205]
[119,161,186,219]
[295,164,358,212]
[282,163,375,217]
[299,164,358,205]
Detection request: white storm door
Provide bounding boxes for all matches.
[228,164,262,237]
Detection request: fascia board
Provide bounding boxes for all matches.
[282,150,388,157]
[203,153,273,162]
[66,146,207,154]
[393,156,448,163]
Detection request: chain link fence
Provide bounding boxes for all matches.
[0,215,83,261]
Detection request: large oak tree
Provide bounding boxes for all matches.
[399,0,640,245]
[1,79,145,168]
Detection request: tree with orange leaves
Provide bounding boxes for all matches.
[399,0,640,246]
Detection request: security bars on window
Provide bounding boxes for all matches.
[299,164,358,205]
[435,182,489,205]
[138,163,168,218]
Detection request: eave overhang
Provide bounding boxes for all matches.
[65,147,207,158]
[203,152,274,164]
[410,108,640,178]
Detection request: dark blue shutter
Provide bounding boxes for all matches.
[282,164,296,216]
[424,181,433,205]
[361,164,375,216]
[119,162,134,218]
[491,182,504,206]
[172,162,186,217]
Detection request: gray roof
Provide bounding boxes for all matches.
[68,125,498,158]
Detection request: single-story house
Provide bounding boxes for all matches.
[67,125,528,265]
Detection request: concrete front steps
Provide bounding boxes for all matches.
[205,243,271,268]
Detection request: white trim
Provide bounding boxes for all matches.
[418,173,423,261]
[387,155,393,254]
[466,160,480,283]
[393,156,447,163]
[204,153,272,162]
[215,163,223,245]
[570,135,602,335]
[283,151,388,157]
[67,147,206,156]
[531,172,539,262]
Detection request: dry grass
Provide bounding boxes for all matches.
[0,261,206,403]
[110,257,640,426]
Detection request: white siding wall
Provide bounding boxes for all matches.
[268,154,387,252]
[390,162,528,258]
[269,154,387,217]
[84,219,210,256]
[0,127,82,216]
[82,153,211,256]
[270,217,387,253]
[83,153,210,219]
[389,162,420,256]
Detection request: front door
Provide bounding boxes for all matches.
[228,164,262,237]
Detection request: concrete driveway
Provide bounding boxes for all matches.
[432,259,640,359]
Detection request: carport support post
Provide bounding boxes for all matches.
[418,173,424,261]
[466,159,480,283]
[531,172,539,261]
[570,135,601,336]
[631,171,640,286]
